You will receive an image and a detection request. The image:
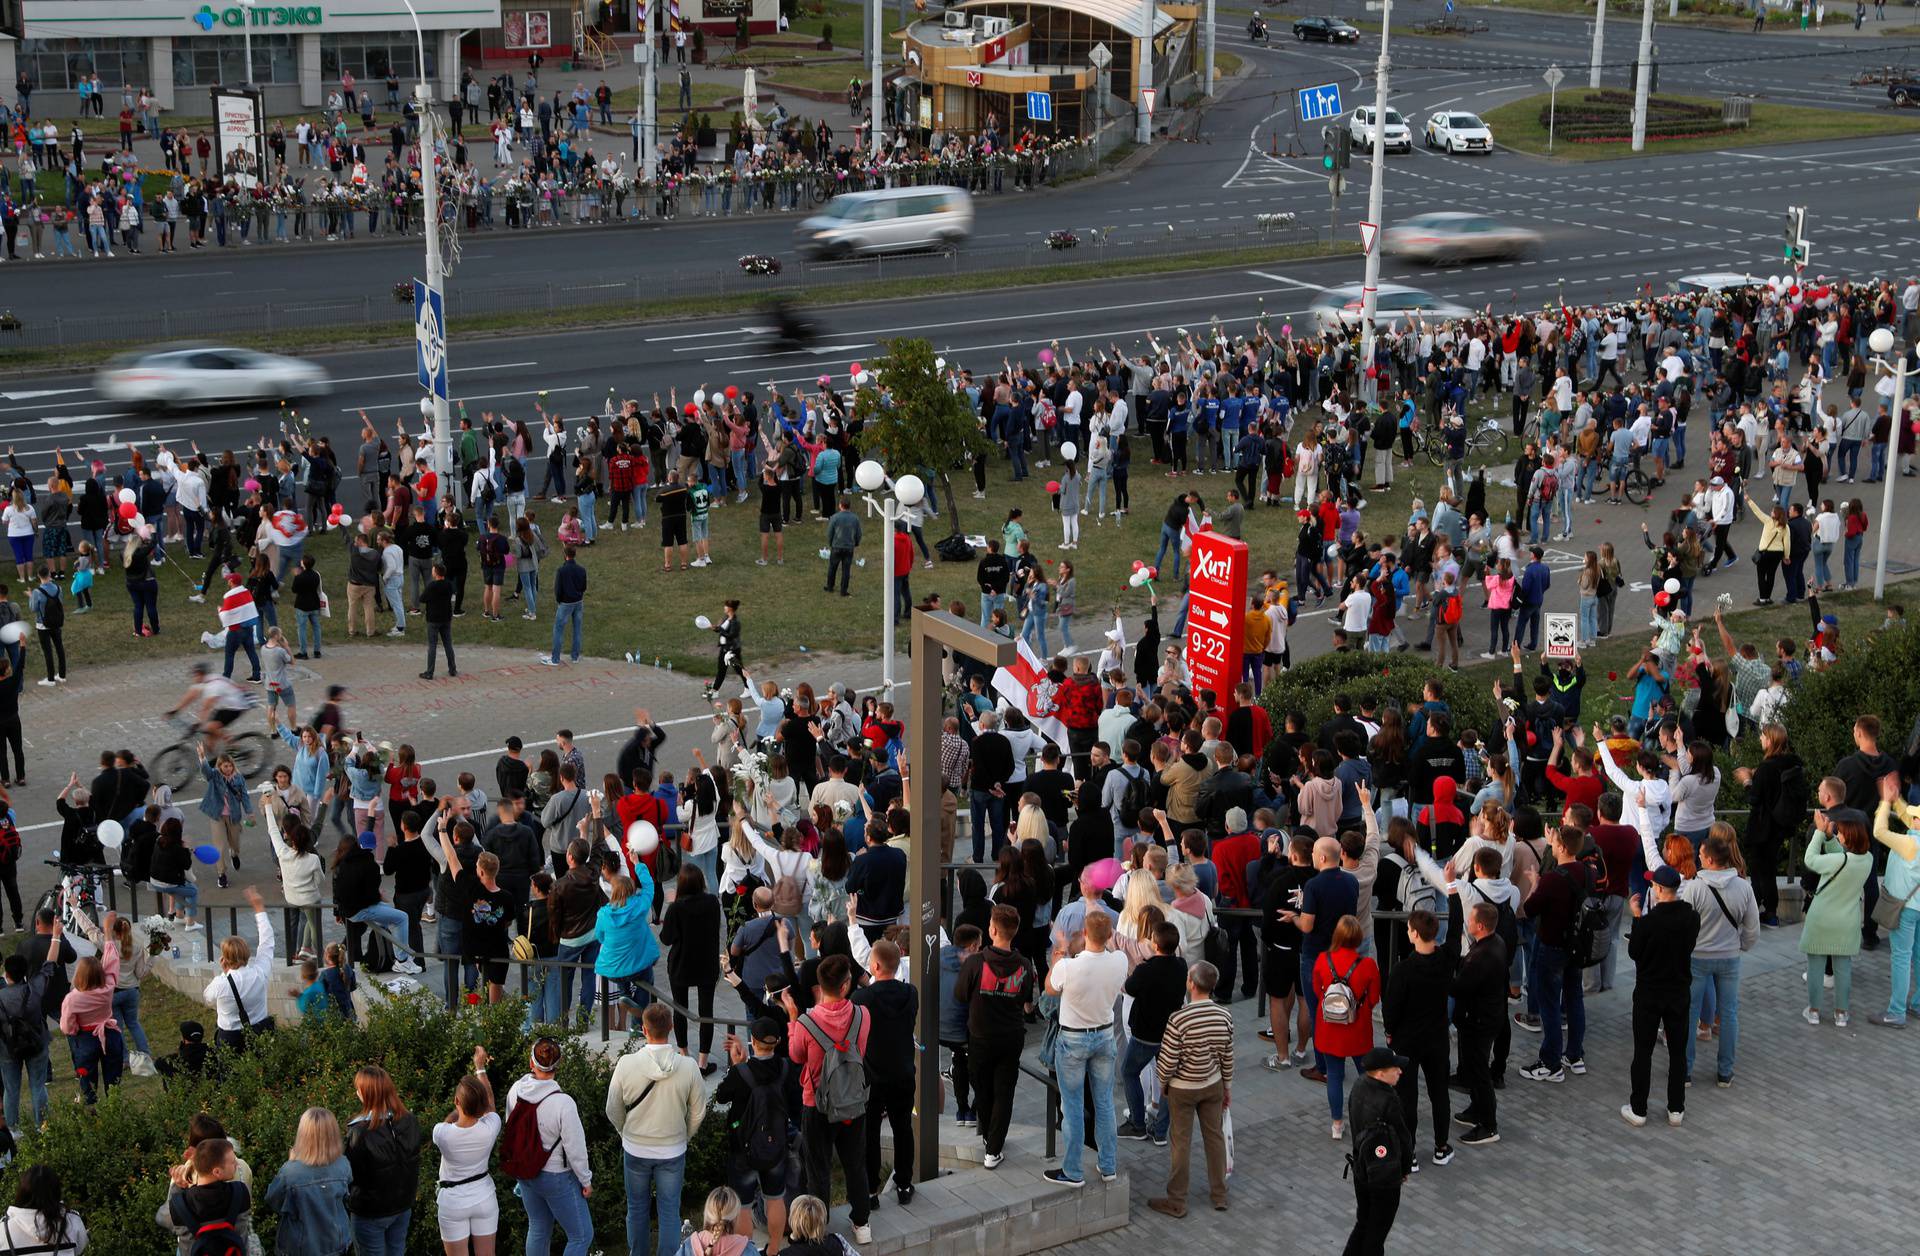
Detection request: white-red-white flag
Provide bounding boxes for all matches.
[991,636,1070,749]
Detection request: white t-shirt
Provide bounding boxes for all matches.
[1340,588,1373,633]
[435,1110,502,1200]
[2,503,35,538]
[1051,946,1128,1028]
[1,1206,87,1253]
[1599,331,1620,362]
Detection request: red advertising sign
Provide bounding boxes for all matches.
[982,34,1008,64]
[1184,531,1249,711]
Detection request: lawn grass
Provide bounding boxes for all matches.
[1485,90,1920,159]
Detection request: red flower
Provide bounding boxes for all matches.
[1607,671,1619,681]
[465,992,482,1006]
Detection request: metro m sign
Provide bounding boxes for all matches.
[1184,531,1249,711]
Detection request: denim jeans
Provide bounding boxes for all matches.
[550,600,584,661]
[1120,1035,1170,1139]
[351,903,416,962]
[114,985,151,1055]
[1019,608,1049,657]
[977,592,1005,626]
[1154,523,1185,582]
[0,1049,50,1128]
[1535,942,1585,1068]
[1870,442,1889,481]
[349,1209,411,1256]
[1686,955,1741,1080]
[1054,1026,1117,1181]
[1837,438,1861,479]
[1813,542,1833,588]
[223,627,262,679]
[968,790,1008,861]
[383,575,406,631]
[296,608,323,654]
[577,491,598,543]
[519,569,539,615]
[623,1150,686,1256]
[68,1027,125,1102]
[439,916,477,990]
[1884,906,1920,1022]
[1324,1051,1356,1120]
[518,1171,594,1256]
[546,939,600,1024]
[1578,595,1599,646]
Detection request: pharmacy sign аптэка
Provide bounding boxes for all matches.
[193,4,325,28]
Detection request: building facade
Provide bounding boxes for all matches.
[1,0,499,115]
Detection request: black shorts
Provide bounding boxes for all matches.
[662,516,689,547]
[1264,947,1300,998]
[481,565,506,587]
[210,707,245,729]
[758,513,782,535]
[729,1153,789,1204]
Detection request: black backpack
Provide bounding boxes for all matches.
[1116,766,1149,830]
[359,927,396,975]
[0,996,43,1062]
[187,1220,246,1256]
[1344,1116,1402,1189]
[1562,865,1611,969]
[1472,878,1520,962]
[737,1058,790,1168]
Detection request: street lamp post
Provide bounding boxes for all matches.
[398,0,451,497]
[871,0,884,157]
[1630,0,1655,152]
[854,458,926,693]
[238,0,255,87]
[1356,0,1394,408]
[1870,326,1913,601]
[1589,0,1606,90]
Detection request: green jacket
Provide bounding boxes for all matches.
[1799,834,1872,958]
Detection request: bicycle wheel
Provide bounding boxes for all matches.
[1424,429,1447,467]
[229,732,273,779]
[1623,469,1652,506]
[152,742,196,791]
[1475,428,1511,462]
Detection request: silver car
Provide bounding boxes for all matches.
[94,346,333,411]
[1310,283,1471,332]
[1382,212,1542,265]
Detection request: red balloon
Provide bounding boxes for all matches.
[1131,560,1144,570]
[849,362,864,376]
[1654,591,1671,608]
[117,501,138,521]
[684,403,697,416]
[724,385,739,400]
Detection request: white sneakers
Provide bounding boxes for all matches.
[852,1225,873,1245]
[1619,1104,1647,1128]
[393,959,424,975]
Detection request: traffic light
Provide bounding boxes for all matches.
[1783,205,1808,267]
[1334,136,1352,171]
[0,0,22,40]
[1322,127,1337,172]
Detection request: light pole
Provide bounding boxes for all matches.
[641,0,658,183]
[1136,0,1153,144]
[871,0,883,157]
[1589,0,1606,89]
[854,458,926,693]
[1203,0,1215,96]
[1630,0,1655,152]
[238,0,255,87]
[398,0,451,494]
[1870,326,1913,601]
[1356,0,1394,408]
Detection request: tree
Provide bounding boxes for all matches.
[853,336,990,537]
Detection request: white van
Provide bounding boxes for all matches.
[795,186,974,259]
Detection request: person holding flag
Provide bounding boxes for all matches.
[217,570,263,683]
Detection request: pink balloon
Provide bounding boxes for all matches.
[849,362,863,376]
[243,478,261,492]
[1038,348,1054,364]
[1131,560,1144,570]
[1082,857,1124,893]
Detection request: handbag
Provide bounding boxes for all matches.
[510,904,539,963]
[1871,879,1918,933]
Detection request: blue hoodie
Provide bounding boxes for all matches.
[595,863,660,979]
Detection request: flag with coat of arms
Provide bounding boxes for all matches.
[991,636,1071,749]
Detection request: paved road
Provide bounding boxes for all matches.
[4,6,1916,328]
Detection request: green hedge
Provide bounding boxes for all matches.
[2,994,728,1255]
[1780,620,1920,773]
[1259,650,1499,743]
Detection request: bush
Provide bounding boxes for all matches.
[1781,620,1920,773]
[1260,650,1499,743]
[4,993,729,1255]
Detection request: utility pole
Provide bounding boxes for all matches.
[1203,0,1216,96]
[1589,0,1606,89]
[1136,0,1153,144]
[871,0,883,156]
[399,0,449,491]
[641,0,658,182]
[1357,0,1393,408]
[1630,0,1655,152]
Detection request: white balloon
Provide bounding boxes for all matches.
[694,614,713,630]
[117,487,136,505]
[693,389,707,407]
[1663,577,1681,595]
[0,622,24,646]
[97,819,125,851]
[935,357,947,371]
[626,820,660,857]
[1060,442,1078,462]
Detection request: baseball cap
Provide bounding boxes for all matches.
[1822,614,1838,626]
[1650,865,1683,890]
[1360,1046,1408,1073]
[1710,475,1725,486]
[357,830,379,850]
[750,1016,785,1045]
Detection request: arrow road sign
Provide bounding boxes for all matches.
[414,279,448,401]
[1298,81,1344,123]
[1359,220,1379,255]
[1026,91,1053,123]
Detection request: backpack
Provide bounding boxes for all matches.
[737,1058,790,1168]
[1440,593,1462,626]
[1345,1116,1403,1190]
[1565,866,1611,969]
[359,926,396,975]
[1472,878,1520,961]
[0,995,43,1061]
[1537,469,1559,502]
[770,869,804,918]
[1383,851,1439,920]
[188,1221,246,1256]
[1116,766,1149,829]
[0,818,19,867]
[478,531,508,567]
[800,1005,869,1124]
[1319,955,1364,1026]
[498,1090,558,1180]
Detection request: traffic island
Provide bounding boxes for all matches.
[1483,89,1920,158]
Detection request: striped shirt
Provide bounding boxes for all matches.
[1155,999,1234,1092]
[218,584,260,630]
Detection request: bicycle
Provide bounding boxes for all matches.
[1621,455,1654,506]
[36,859,111,959]
[1424,416,1510,466]
[152,712,274,792]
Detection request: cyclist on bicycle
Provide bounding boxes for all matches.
[167,663,259,756]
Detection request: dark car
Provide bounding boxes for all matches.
[1892,77,1920,106]
[1294,15,1361,42]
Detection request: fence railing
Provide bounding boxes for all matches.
[0,218,1320,350]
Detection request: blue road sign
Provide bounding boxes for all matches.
[415,279,448,401]
[1445,0,1455,11]
[1026,91,1053,122]
[1298,81,1344,123]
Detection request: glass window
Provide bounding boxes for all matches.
[18,38,150,91]
[320,34,434,85]
[171,35,297,87]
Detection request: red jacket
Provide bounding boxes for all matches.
[1053,675,1102,732]
[1313,947,1380,1060]
[1212,830,1263,908]
[893,529,913,574]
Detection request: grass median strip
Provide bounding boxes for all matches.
[1485,90,1920,160]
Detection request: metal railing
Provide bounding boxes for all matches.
[0,218,1321,350]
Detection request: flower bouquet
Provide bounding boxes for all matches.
[731,745,772,809]
[1045,229,1078,251]
[739,254,783,276]
[392,280,416,304]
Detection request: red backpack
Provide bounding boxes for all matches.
[498,1092,556,1180]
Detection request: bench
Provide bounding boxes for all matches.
[1414,14,1491,34]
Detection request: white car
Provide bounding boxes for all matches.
[1347,105,1413,155]
[1383,212,1542,264]
[95,346,333,411]
[1311,283,1471,332]
[1423,111,1494,154]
